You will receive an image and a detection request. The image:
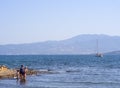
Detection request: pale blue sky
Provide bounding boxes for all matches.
[0,0,120,44]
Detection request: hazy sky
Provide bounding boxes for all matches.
[0,0,120,44]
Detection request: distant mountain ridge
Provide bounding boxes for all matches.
[105,51,120,55]
[0,34,120,55]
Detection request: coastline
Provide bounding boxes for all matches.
[0,65,53,79]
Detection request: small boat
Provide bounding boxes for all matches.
[96,53,103,57]
[95,40,103,57]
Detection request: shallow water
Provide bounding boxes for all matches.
[0,55,120,88]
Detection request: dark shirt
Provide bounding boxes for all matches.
[20,67,25,75]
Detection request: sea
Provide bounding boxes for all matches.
[0,55,120,88]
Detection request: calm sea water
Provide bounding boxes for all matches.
[0,55,120,88]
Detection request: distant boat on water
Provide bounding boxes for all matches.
[95,40,103,57]
[96,53,103,57]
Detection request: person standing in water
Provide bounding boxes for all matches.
[19,65,25,80]
[24,66,28,80]
[16,70,20,80]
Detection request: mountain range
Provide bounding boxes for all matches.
[0,34,120,55]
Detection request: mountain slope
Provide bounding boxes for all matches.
[0,34,120,55]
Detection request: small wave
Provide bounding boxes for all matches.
[28,79,120,86]
[66,70,80,73]
[66,81,120,85]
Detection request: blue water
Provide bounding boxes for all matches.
[0,55,120,88]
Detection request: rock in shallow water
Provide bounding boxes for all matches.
[0,65,54,79]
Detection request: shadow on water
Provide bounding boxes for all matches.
[16,79,26,85]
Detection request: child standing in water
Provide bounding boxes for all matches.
[16,70,20,79]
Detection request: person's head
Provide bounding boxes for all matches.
[21,65,24,67]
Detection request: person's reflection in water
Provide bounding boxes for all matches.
[20,79,26,85]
